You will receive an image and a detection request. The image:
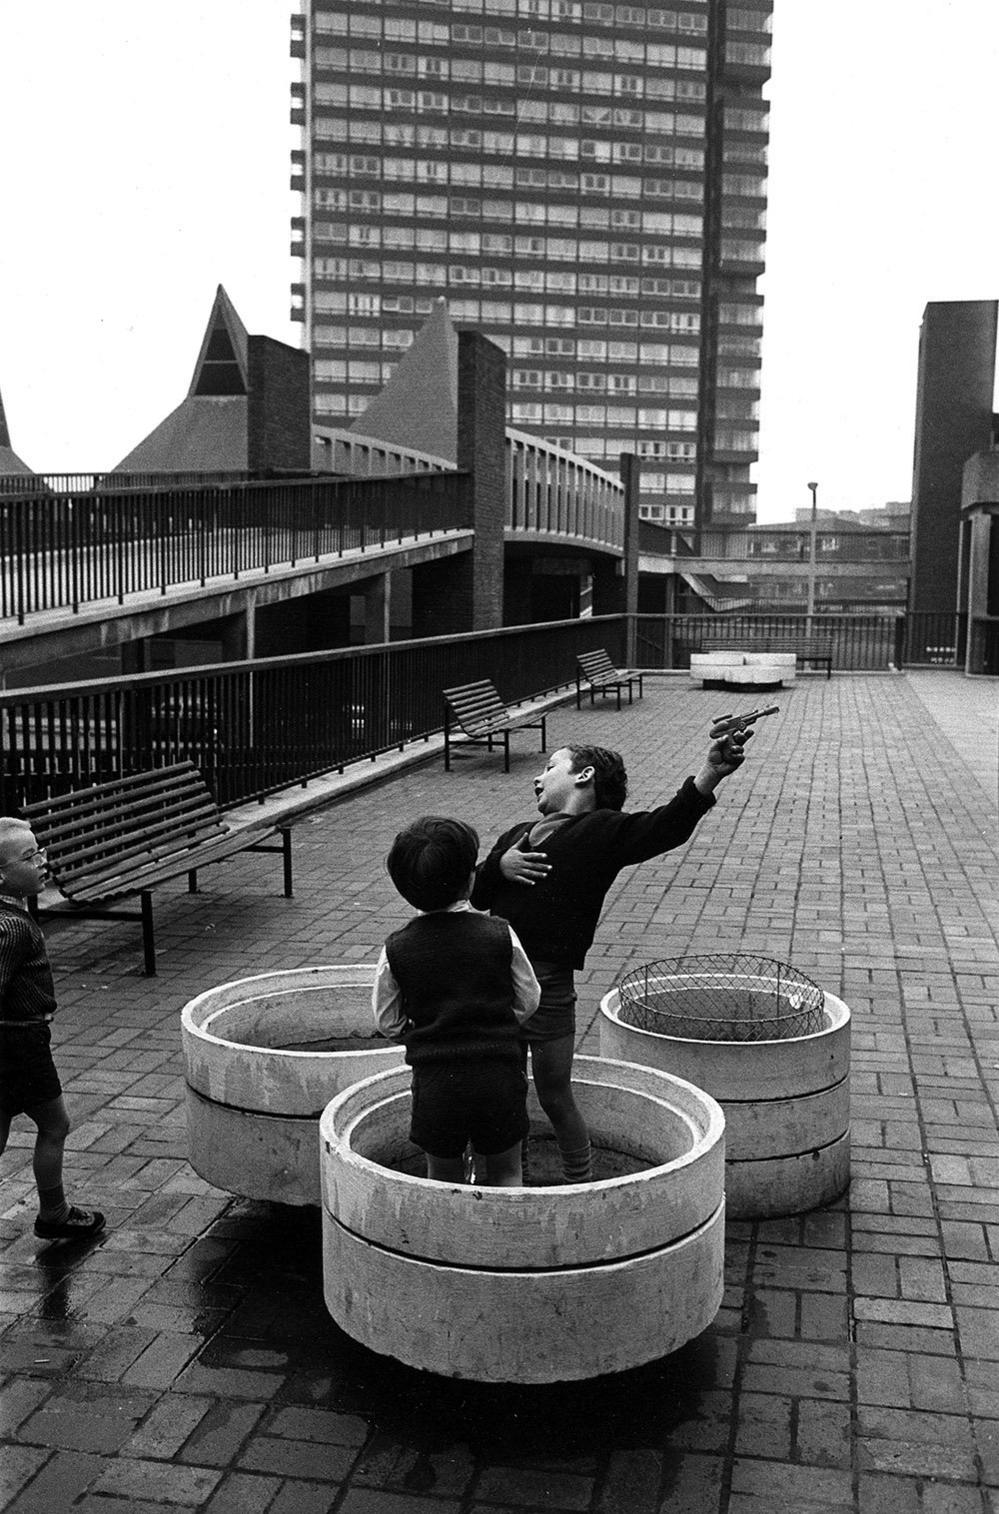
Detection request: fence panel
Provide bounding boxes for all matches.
[0,473,470,624]
[0,617,627,814]
[634,613,910,672]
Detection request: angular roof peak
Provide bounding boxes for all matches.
[348,299,459,461]
[0,384,34,474]
[189,284,249,397]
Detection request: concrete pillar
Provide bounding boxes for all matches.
[620,453,641,666]
[363,573,391,646]
[457,331,506,631]
[218,600,255,661]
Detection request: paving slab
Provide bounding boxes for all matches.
[1,670,997,1512]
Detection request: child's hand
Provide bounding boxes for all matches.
[499,846,551,886]
[694,728,753,793]
[709,727,753,773]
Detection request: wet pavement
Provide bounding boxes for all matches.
[1,668,997,1513]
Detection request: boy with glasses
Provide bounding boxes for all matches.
[0,816,105,1241]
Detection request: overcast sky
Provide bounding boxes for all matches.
[1,1,997,522]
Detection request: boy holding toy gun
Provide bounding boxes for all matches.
[471,705,774,1182]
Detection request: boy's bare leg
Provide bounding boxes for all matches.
[426,1153,466,1183]
[482,1142,523,1188]
[24,1097,104,1238]
[528,1036,592,1181]
[30,1095,71,1196]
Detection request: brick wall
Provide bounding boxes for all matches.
[247,337,312,473]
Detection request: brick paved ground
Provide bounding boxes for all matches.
[1,670,997,1513]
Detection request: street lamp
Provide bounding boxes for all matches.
[805,480,818,632]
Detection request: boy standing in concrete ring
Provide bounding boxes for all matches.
[374,816,540,1187]
[471,730,751,1183]
[0,817,105,1241]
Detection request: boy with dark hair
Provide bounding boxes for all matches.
[0,817,105,1241]
[374,815,540,1187]
[471,730,751,1182]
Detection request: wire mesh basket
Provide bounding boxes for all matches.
[616,954,826,1044]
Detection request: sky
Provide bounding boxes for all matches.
[1,1,998,523]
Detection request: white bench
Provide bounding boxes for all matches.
[690,651,796,689]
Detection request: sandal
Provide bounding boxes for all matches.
[34,1207,106,1241]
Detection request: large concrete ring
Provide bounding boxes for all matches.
[320,1054,726,1382]
[182,964,401,1206]
[600,985,851,1221]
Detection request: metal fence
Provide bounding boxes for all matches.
[0,607,979,817]
[0,472,470,624]
[0,616,627,813]
[634,613,906,671]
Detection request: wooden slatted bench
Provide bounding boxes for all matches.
[576,649,645,711]
[22,762,293,975]
[443,680,547,772]
[695,632,833,679]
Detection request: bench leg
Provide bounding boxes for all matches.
[540,715,547,753]
[140,891,157,976]
[188,870,198,894]
[503,732,511,773]
[281,827,293,898]
[444,719,452,772]
[576,673,583,711]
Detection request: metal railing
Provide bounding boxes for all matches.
[639,520,911,564]
[315,424,626,553]
[634,612,907,672]
[0,469,255,495]
[0,616,627,814]
[901,612,968,667]
[0,472,469,624]
[1,608,982,818]
[506,427,624,552]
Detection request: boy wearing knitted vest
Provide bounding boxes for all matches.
[373,816,540,1187]
[0,817,105,1241]
[471,729,751,1183]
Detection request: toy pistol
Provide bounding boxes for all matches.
[709,705,779,740]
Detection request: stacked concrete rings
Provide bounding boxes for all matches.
[320,1054,726,1383]
[600,982,850,1220]
[182,965,402,1206]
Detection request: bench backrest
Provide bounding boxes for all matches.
[20,762,226,898]
[697,632,831,655]
[578,649,619,682]
[443,680,510,736]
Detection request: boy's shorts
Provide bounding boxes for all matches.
[410,1058,529,1159]
[521,964,577,1045]
[0,1024,62,1117]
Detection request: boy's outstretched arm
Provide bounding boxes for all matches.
[693,728,753,795]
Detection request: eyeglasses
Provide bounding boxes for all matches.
[18,849,47,864]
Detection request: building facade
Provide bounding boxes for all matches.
[909,299,998,620]
[290,0,771,528]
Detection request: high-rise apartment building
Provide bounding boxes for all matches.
[290,0,771,527]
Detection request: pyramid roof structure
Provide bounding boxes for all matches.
[0,385,35,475]
[349,300,459,461]
[113,285,250,473]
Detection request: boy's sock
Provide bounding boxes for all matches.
[37,1184,70,1224]
[521,1134,531,1184]
[558,1141,592,1184]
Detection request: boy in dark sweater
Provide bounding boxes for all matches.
[471,729,751,1182]
[373,816,540,1187]
[0,817,105,1241]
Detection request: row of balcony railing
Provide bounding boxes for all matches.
[0,612,979,816]
[1,463,912,627]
